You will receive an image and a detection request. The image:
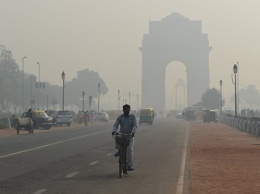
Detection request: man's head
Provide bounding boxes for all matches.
[123,104,130,116]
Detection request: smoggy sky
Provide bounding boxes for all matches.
[1,0,260,110]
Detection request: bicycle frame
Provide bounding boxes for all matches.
[115,133,132,178]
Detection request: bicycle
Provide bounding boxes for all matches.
[114,133,132,178]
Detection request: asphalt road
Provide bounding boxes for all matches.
[0,117,190,194]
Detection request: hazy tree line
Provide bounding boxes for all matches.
[200,88,223,110]
[200,85,260,111]
[0,45,108,115]
[1,45,259,115]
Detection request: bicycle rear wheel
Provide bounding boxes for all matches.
[123,149,128,174]
[119,148,123,178]
[123,163,127,174]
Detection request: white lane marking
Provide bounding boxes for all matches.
[89,161,98,165]
[32,189,47,194]
[65,172,78,178]
[106,153,112,156]
[175,123,189,194]
[0,130,109,159]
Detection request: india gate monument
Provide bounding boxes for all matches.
[140,12,211,111]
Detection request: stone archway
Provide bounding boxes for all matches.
[175,78,186,110]
[140,12,211,111]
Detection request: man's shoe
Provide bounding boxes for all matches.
[114,151,120,157]
[127,166,134,171]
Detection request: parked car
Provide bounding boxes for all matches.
[16,109,54,134]
[95,112,109,122]
[176,112,183,119]
[53,110,73,126]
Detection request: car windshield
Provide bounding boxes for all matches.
[58,111,71,115]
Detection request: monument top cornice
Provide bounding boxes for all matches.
[161,12,190,22]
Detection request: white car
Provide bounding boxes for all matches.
[176,112,183,119]
[52,110,73,126]
[95,112,109,122]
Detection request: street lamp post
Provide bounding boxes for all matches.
[118,90,120,111]
[61,71,65,110]
[219,79,223,114]
[46,94,49,110]
[129,92,131,105]
[137,94,139,110]
[22,56,27,112]
[82,91,86,111]
[233,64,238,117]
[89,96,92,111]
[98,83,100,112]
[236,62,239,115]
[37,62,40,109]
[30,75,33,109]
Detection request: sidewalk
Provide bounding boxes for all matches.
[0,128,17,137]
[190,120,260,194]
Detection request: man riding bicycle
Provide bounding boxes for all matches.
[112,104,137,171]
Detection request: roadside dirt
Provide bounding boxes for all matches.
[190,121,260,194]
[0,122,81,136]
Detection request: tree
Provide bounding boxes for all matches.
[0,46,21,112]
[231,85,260,109]
[0,45,109,113]
[201,88,224,110]
[60,69,108,110]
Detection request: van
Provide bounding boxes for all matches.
[203,109,218,123]
[139,108,154,125]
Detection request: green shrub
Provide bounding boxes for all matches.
[0,120,8,129]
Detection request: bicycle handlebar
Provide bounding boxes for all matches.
[114,132,132,136]
[112,132,134,138]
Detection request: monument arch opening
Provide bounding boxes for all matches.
[165,61,186,111]
[140,12,211,112]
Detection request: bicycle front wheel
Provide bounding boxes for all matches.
[119,148,123,178]
[119,163,123,178]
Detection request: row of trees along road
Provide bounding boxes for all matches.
[0,45,108,114]
[200,85,260,111]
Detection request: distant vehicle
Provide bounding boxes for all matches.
[139,108,154,125]
[53,110,73,126]
[222,109,235,117]
[15,112,34,134]
[16,110,53,134]
[167,110,175,117]
[176,112,183,119]
[49,111,58,124]
[95,112,109,122]
[183,108,196,121]
[203,109,218,123]
[32,110,54,129]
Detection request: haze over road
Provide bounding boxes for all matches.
[0,118,190,194]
